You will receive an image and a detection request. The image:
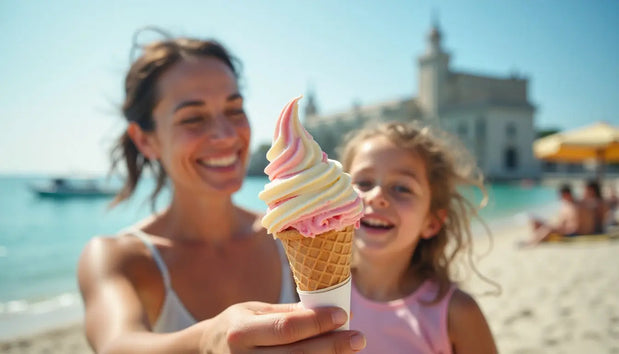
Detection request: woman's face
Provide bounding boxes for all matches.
[149,57,251,195]
[348,136,440,261]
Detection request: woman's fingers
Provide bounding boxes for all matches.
[243,301,303,315]
[228,306,348,347]
[254,330,366,354]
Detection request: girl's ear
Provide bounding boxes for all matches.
[421,209,447,239]
[127,122,160,160]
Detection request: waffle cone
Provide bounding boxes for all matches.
[275,225,353,292]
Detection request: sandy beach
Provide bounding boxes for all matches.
[0,324,90,354]
[465,222,619,353]
[2,222,618,353]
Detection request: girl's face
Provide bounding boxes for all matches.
[147,57,250,195]
[349,136,441,260]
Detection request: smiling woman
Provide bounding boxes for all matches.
[133,56,251,196]
[76,29,366,353]
[110,34,246,207]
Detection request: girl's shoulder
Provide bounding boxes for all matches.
[447,289,495,346]
[447,289,480,316]
[447,289,497,352]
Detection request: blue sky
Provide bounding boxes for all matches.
[1,0,617,174]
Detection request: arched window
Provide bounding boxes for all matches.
[506,122,517,138]
[475,117,486,140]
[504,147,518,170]
[458,123,468,139]
[475,117,486,168]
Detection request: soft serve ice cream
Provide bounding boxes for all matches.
[259,96,363,237]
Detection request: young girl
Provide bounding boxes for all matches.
[340,122,497,353]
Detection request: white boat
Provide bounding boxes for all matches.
[30,178,118,198]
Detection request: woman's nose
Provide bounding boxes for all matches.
[365,185,389,208]
[209,115,237,143]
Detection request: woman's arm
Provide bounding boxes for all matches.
[78,236,200,353]
[78,237,365,353]
[448,290,497,354]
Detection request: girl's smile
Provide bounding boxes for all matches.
[360,213,395,230]
[349,136,439,258]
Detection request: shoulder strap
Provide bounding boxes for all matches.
[126,229,172,289]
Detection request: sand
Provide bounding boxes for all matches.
[464,222,619,353]
[2,222,618,353]
[0,324,90,354]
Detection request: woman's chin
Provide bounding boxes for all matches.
[203,179,244,195]
[194,165,247,193]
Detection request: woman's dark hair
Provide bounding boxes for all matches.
[109,28,242,208]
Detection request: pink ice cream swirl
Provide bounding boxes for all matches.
[259,96,364,237]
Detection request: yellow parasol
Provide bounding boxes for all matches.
[533,121,619,181]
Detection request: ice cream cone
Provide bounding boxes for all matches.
[276,225,353,292]
[259,97,362,331]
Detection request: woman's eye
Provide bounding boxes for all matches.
[226,109,246,120]
[180,116,203,125]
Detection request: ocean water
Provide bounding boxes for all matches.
[0,175,559,338]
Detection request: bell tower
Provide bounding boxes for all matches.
[418,20,450,119]
[304,87,318,124]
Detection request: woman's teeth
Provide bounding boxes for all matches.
[201,154,238,167]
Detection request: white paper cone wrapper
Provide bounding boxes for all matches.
[297,276,352,330]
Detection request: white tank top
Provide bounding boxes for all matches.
[128,229,297,333]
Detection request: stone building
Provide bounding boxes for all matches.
[303,24,540,180]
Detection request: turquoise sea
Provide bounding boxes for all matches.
[0,175,560,339]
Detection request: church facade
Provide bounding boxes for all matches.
[302,25,540,180]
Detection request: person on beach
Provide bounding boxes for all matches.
[606,183,618,226]
[526,184,580,245]
[77,30,366,353]
[339,122,497,353]
[525,181,612,247]
[580,180,609,234]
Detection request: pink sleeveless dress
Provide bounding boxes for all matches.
[351,280,456,354]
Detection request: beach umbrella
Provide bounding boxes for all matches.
[533,121,619,182]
